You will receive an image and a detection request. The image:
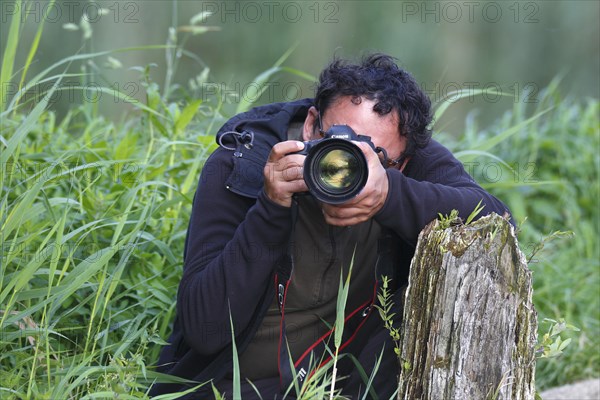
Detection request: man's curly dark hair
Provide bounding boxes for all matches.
[314,53,433,160]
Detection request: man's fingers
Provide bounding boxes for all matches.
[323,204,364,220]
[322,209,368,226]
[354,141,385,169]
[264,141,309,207]
[268,141,305,163]
[282,165,304,181]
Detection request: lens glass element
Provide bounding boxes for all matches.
[303,138,369,204]
[316,149,359,192]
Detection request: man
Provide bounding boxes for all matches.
[151,54,511,398]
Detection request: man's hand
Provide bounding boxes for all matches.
[321,141,389,226]
[264,141,308,208]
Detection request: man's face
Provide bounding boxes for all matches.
[302,96,406,162]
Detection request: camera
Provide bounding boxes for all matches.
[294,124,375,204]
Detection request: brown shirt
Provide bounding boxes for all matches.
[238,194,380,380]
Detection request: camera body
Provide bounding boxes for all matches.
[293,125,374,204]
[295,124,375,157]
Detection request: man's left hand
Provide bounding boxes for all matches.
[321,142,389,226]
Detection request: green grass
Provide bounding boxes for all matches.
[1,4,599,398]
[0,86,219,399]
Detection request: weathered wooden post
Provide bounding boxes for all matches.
[398,213,537,400]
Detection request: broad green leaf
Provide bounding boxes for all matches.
[174,99,202,137]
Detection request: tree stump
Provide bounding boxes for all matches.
[397,213,537,400]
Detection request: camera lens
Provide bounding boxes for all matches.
[304,139,368,204]
[316,149,359,191]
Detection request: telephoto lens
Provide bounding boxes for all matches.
[302,125,372,204]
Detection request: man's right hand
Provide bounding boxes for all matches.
[264,141,308,208]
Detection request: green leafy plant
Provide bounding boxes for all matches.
[374,276,401,357]
[537,318,580,359]
[525,230,574,264]
[437,208,461,230]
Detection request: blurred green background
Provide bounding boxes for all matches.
[5,0,599,131]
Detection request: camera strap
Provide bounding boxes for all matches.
[274,198,376,394]
[376,146,412,171]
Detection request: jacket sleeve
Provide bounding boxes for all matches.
[374,141,512,246]
[176,147,292,356]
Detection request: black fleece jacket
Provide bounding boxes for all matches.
[151,99,512,396]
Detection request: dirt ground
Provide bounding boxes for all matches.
[539,378,600,400]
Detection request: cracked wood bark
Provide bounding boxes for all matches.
[397,213,537,400]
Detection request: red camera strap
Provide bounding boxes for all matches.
[274,273,376,393]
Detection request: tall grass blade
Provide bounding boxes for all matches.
[280,66,317,83]
[0,242,50,308]
[433,88,510,124]
[359,348,384,400]
[329,249,355,399]
[4,46,168,113]
[16,0,58,109]
[235,43,298,114]
[1,176,46,240]
[0,0,22,111]
[1,79,61,165]
[465,108,552,159]
[228,303,241,400]
[454,150,513,169]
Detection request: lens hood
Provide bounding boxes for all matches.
[303,138,369,204]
